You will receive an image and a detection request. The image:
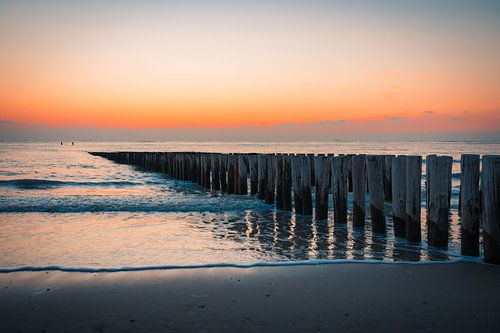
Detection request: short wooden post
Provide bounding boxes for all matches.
[352,154,366,228]
[282,155,293,211]
[384,155,395,201]
[405,156,422,242]
[265,154,275,204]
[391,155,407,238]
[249,154,259,195]
[332,155,348,224]
[314,155,330,220]
[275,154,284,209]
[482,155,500,264]
[460,154,480,256]
[257,154,267,200]
[302,154,313,215]
[237,154,248,195]
[366,155,386,233]
[291,155,303,214]
[426,155,453,247]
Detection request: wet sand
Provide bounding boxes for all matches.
[1,262,499,332]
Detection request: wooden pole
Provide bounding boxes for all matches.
[405,156,422,242]
[275,154,284,209]
[227,154,235,194]
[301,154,313,215]
[282,155,293,211]
[219,154,227,192]
[384,155,395,201]
[426,155,453,247]
[211,153,221,190]
[482,155,500,264]
[265,154,275,204]
[314,155,330,220]
[347,154,353,193]
[352,154,366,228]
[391,155,407,238]
[237,154,248,195]
[332,155,348,224]
[291,155,303,214]
[460,154,480,256]
[257,154,267,200]
[249,154,258,195]
[366,155,385,233]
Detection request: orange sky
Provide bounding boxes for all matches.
[0,1,499,132]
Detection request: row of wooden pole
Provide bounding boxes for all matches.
[90,151,500,264]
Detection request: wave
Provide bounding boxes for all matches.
[0,178,146,189]
[0,257,484,273]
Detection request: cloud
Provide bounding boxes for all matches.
[450,116,461,121]
[0,119,20,125]
[385,117,403,121]
[310,120,348,125]
[422,110,434,115]
[463,110,470,114]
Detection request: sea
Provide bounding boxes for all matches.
[0,141,499,271]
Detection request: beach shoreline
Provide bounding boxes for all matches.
[1,262,499,332]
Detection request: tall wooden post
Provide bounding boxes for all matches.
[314,155,330,220]
[211,153,221,190]
[482,155,500,264]
[249,154,259,195]
[291,155,303,214]
[352,154,366,228]
[265,154,275,204]
[366,155,386,233]
[301,154,313,215]
[384,155,395,201]
[426,155,453,247]
[257,154,267,200]
[391,155,407,238]
[460,154,480,256]
[275,154,284,209]
[227,154,235,194]
[332,155,348,224]
[405,156,422,242]
[237,154,248,195]
[219,154,227,192]
[282,155,293,211]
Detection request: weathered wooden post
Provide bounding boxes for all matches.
[384,155,394,201]
[482,155,500,264]
[366,155,386,233]
[291,155,303,214]
[301,154,313,215]
[391,155,407,238]
[314,155,330,220]
[257,154,267,200]
[237,154,248,195]
[265,154,275,204]
[352,154,366,228]
[227,154,235,194]
[211,153,221,190]
[283,155,293,211]
[219,154,227,192]
[332,155,348,224]
[426,155,453,247]
[347,154,353,193]
[249,154,259,195]
[460,154,480,256]
[405,156,422,242]
[275,154,284,209]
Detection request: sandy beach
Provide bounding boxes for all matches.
[1,262,499,332]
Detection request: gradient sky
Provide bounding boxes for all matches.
[0,0,499,138]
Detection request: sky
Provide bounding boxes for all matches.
[0,0,499,140]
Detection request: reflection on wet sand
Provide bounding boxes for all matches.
[193,207,457,262]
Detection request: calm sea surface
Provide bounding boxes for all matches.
[1,141,499,269]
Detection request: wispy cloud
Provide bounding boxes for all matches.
[310,120,348,125]
[385,117,403,121]
[422,110,434,115]
[0,119,20,126]
[450,116,460,121]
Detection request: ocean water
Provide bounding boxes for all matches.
[0,141,499,270]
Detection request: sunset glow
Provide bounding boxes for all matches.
[1,0,499,135]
